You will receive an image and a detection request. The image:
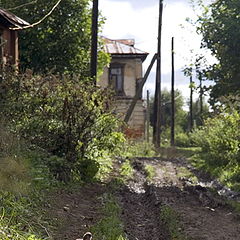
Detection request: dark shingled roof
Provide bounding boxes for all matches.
[0,8,29,29]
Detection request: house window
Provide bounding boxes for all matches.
[109,65,124,95]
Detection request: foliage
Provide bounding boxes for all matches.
[0,0,109,75]
[91,193,128,240]
[144,164,156,182]
[0,71,124,182]
[121,141,156,158]
[120,160,134,180]
[0,126,58,240]
[193,0,240,104]
[161,205,188,240]
[191,110,240,190]
[150,89,188,133]
[175,132,191,148]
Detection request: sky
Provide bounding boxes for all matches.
[98,0,216,102]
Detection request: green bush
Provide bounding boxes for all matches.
[191,110,240,189]
[175,132,191,147]
[192,111,240,168]
[0,72,124,182]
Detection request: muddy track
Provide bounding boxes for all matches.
[48,184,106,240]
[118,157,240,240]
[118,160,170,240]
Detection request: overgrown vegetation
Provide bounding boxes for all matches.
[91,193,128,240]
[144,164,156,182]
[0,71,124,182]
[120,160,134,180]
[190,110,240,191]
[160,205,188,240]
[0,126,57,240]
[121,141,156,158]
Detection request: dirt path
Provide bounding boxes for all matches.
[47,156,240,240]
[119,157,240,240]
[118,161,169,240]
[48,184,106,240]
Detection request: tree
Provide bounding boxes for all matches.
[150,89,188,134]
[1,0,107,75]
[195,0,240,105]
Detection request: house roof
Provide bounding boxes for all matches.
[0,8,29,29]
[103,37,148,61]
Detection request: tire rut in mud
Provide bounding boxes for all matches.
[117,157,240,240]
[118,160,170,240]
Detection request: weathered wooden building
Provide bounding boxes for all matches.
[99,37,149,138]
[0,8,29,68]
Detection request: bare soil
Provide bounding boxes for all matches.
[47,155,240,240]
[47,183,106,240]
[120,157,240,240]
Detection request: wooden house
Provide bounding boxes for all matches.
[99,37,149,138]
[0,8,29,68]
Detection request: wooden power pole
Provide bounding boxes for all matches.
[199,71,203,124]
[189,71,193,131]
[146,90,150,143]
[171,37,175,146]
[90,0,99,84]
[153,0,163,149]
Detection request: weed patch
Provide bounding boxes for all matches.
[144,164,156,182]
[120,160,134,180]
[91,193,128,240]
[160,205,188,240]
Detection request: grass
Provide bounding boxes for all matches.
[119,160,134,180]
[121,141,156,158]
[0,127,57,240]
[160,205,188,240]
[144,164,156,182]
[91,193,128,240]
[176,167,198,184]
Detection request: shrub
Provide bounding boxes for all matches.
[0,71,124,182]
[192,111,240,168]
[191,110,240,189]
[175,132,191,147]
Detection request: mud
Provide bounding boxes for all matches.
[48,156,240,240]
[48,184,106,240]
[119,157,240,240]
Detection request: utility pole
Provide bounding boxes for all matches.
[90,0,99,85]
[153,0,163,149]
[189,70,193,131]
[199,71,203,124]
[146,90,150,143]
[171,37,175,146]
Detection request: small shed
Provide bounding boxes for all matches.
[0,8,29,67]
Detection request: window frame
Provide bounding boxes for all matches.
[108,63,125,96]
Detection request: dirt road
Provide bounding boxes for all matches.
[119,157,240,240]
[49,156,240,240]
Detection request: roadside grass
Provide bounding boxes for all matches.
[144,164,156,182]
[91,193,128,240]
[121,141,156,158]
[177,147,240,213]
[119,160,134,181]
[176,166,198,184]
[160,205,189,240]
[0,128,59,240]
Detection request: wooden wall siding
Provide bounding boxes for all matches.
[0,24,19,66]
